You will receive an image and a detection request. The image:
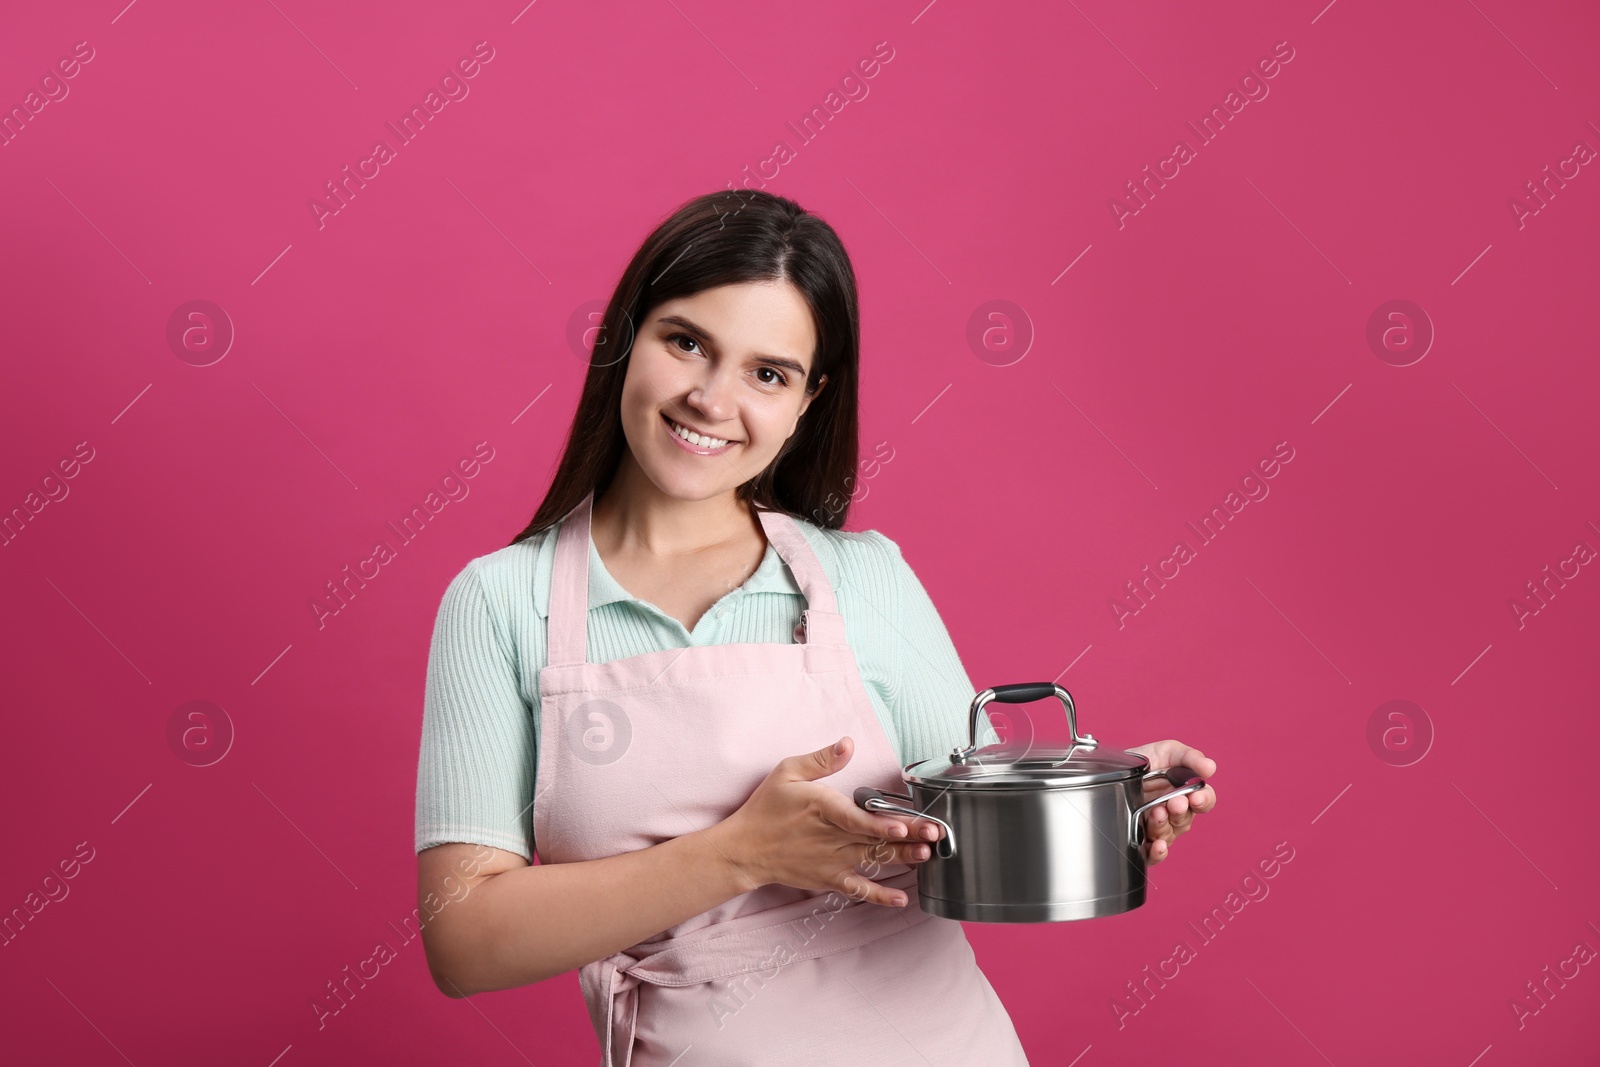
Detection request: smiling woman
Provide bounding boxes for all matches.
[412,189,1034,1066]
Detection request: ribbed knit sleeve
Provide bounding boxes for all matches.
[875,536,1002,765]
[414,559,536,860]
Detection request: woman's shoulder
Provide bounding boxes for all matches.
[790,514,901,553]
[440,527,553,623]
[786,513,908,595]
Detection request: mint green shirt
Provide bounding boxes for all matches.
[414,514,999,860]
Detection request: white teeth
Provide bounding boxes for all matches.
[667,416,729,449]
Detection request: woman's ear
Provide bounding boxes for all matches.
[795,375,827,426]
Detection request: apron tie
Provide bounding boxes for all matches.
[582,950,649,1067]
[585,870,929,1067]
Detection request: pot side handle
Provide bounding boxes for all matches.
[1130,765,1207,845]
[853,787,957,859]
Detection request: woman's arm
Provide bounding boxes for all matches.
[418,829,752,996]
[420,738,936,997]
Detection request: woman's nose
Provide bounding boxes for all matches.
[686,375,738,421]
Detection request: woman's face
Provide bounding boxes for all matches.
[618,280,825,502]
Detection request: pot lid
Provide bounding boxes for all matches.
[904,683,1148,789]
[905,740,1148,788]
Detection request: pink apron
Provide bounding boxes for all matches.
[534,489,1030,1067]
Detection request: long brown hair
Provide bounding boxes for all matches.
[508,189,862,546]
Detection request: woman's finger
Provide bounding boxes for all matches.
[828,794,942,842]
[1167,781,1221,818]
[828,798,918,841]
[1148,804,1202,838]
[1174,745,1217,778]
[898,817,942,841]
[837,869,911,907]
[857,839,935,869]
[1172,787,1216,821]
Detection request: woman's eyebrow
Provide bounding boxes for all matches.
[656,315,808,377]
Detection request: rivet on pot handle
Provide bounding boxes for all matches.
[853,787,957,859]
[954,682,1097,764]
[1130,765,1207,845]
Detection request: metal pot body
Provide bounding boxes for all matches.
[903,776,1151,922]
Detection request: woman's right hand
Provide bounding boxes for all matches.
[710,735,943,908]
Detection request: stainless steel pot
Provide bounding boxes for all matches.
[853,682,1205,923]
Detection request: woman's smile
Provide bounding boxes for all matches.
[661,411,739,456]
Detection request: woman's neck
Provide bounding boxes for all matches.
[592,457,759,559]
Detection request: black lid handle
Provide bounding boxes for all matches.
[954,683,1096,763]
[987,682,1059,703]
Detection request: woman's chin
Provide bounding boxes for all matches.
[642,464,736,502]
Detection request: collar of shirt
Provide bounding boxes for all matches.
[535,531,804,617]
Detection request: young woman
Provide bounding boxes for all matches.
[414,189,1218,1065]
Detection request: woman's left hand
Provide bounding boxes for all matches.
[1126,739,1217,865]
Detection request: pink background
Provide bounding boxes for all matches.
[3,0,1597,1063]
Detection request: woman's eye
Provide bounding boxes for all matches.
[666,332,786,387]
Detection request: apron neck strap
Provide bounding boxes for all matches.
[547,489,839,667]
[754,504,836,614]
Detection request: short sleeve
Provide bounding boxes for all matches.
[414,559,536,860]
[880,536,1002,763]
